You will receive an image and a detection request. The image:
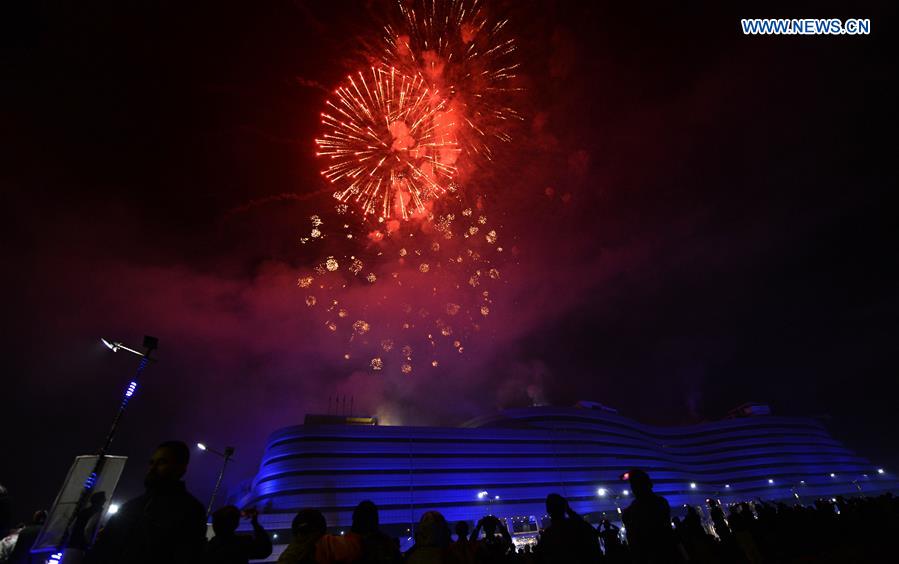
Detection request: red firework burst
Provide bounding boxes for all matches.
[315,66,461,221]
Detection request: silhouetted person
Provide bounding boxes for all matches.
[706,500,728,540]
[69,492,107,551]
[534,493,600,564]
[470,516,512,563]
[6,510,47,564]
[348,500,401,564]
[0,485,10,538]
[449,521,475,564]
[205,506,272,564]
[404,511,456,564]
[620,470,680,564]
[278,509,327,564]
[599,519,624,562]
[679,505,718,563]
[85,440,207,564]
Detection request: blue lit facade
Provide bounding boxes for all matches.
[240,406,896,538]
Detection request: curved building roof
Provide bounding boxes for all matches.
[241,406,895,533]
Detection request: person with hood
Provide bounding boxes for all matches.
[278,509,327,564]
[404,511,458,564]
[279,509,362,564]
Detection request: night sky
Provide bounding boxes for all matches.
[2,1,897,523]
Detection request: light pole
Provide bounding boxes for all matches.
[597,486,628,517]
[477,490,500,515]
[57,336,158,554]
[197,443,235,516]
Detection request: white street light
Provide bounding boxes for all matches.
[107,504,119,515]
[689,482,697,489]
[768,479,774,484]
[196,442,235,515]
[877,468,885,475]
[597,488,607,497]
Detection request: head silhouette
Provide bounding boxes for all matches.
[32,510,48,525]
[546,493,568,520]
[482,515,499,536]
[455,520,469,539]
[292,508,326,537]
[352,500,379,534]
[212,505,241,536]
[626,469,654,499]
[145,441,190,488]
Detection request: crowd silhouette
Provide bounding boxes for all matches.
[2,441,898,563]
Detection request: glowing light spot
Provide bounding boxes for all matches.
[399,248,408,257]
[297,277,313,288]
[478,215,487,225]
[381,339,394,352]
[486,230,497,244]
[462,208,472,217]
[325,257,339,271]
[488,268,500,279]
[401,345,413,358]
[338,309,348,318]
[352,320,370,335]
[325,321,337,332]
[446,303,461,315]
[349,259,363,275]
[468,226,479,236]
[306,296,317,307]
[366,273,377,283]
[419,263,430,273]
[480,306,490,316]
[371,357,383,371]
[432,360,439,367]
[401,363,413,374]
[441,326,453,337]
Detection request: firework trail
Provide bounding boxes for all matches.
[315,66,460,222]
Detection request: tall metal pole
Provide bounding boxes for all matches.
[207,447,235,516]
[58,336,158,553]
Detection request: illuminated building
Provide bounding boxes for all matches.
[234,403,896,554]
